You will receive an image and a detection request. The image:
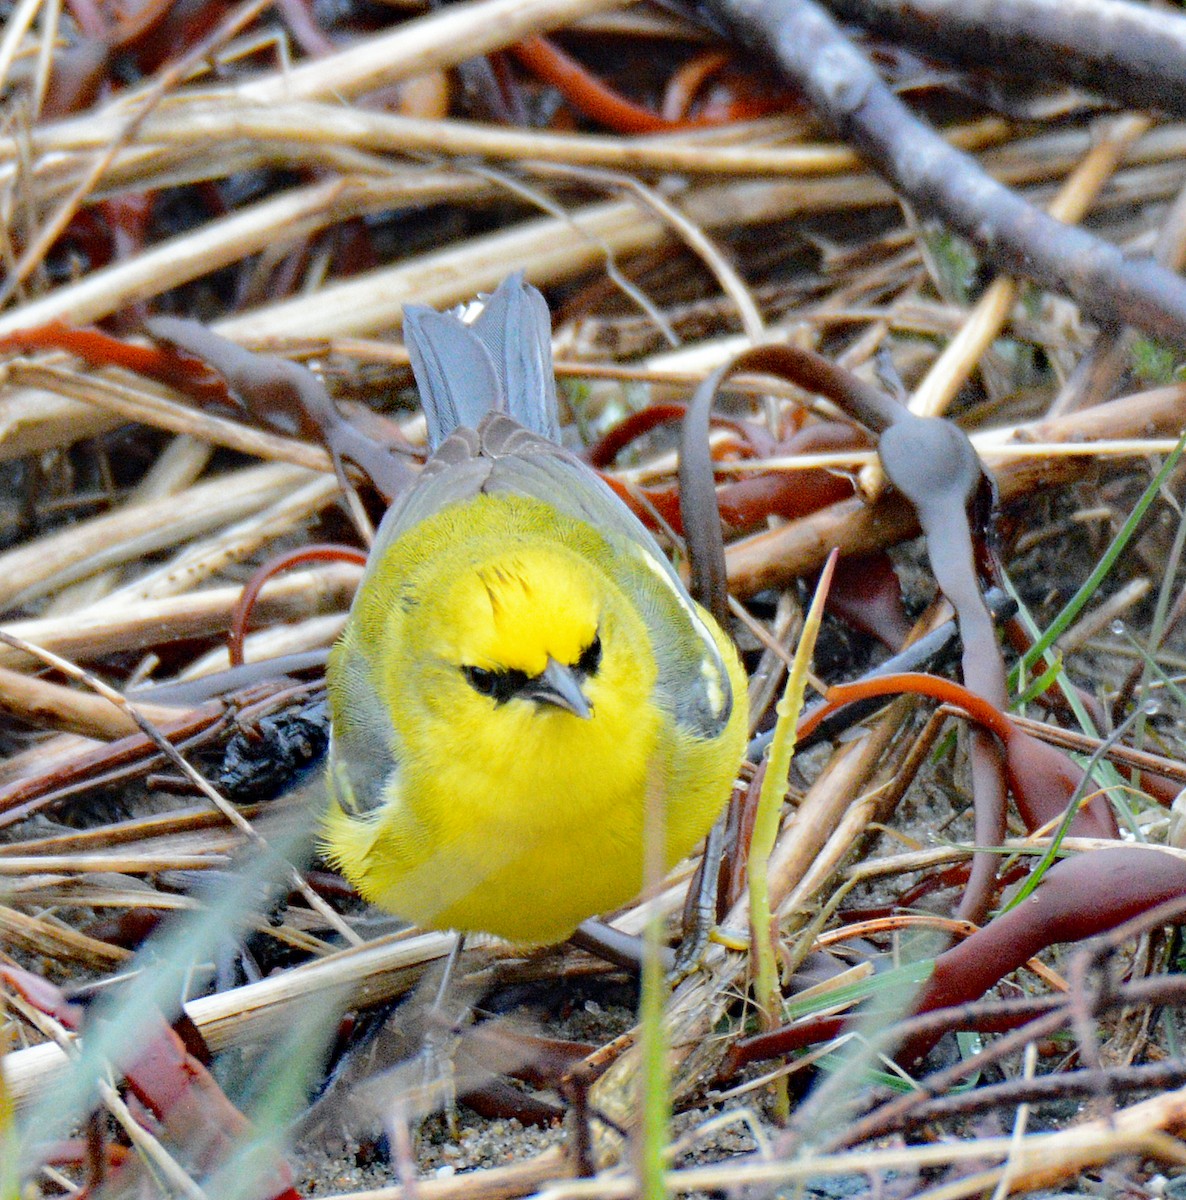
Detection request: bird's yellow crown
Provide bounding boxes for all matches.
[434,544,601,679]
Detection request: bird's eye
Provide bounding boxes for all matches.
[463,665,499,696]
[577,634,602,676]
[462,664,528,704]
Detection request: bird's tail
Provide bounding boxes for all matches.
[403,272,561,450]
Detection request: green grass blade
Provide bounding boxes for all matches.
[1011,431,1186,683]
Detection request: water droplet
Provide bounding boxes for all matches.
[1110,619,1127,637]
[1144,699,1162,716]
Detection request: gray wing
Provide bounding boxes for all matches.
[326,624,401,817]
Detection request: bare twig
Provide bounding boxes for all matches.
[709,0,1186,346]
[823,0,1186,118]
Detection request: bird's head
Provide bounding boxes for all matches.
[431,545,618,724]
[385,538,658,794]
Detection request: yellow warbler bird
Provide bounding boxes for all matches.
[322,275,748,945]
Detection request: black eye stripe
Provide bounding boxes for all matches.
[577,633,602,676]
[462,631,600,703]
[463,664,528,704]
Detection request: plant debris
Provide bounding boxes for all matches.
[3,0,1186,1196]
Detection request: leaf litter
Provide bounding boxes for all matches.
[2,0,1186,1196]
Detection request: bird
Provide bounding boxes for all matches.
[321,274,748,945]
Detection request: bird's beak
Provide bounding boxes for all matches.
[524,656,592,719]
